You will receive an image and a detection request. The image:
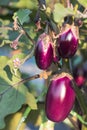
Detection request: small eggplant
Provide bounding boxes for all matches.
[35,33,53,70]
[58,25,79,58]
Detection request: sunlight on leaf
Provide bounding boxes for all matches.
[77,0,87,8]
[0,59,34,129]
[53,3,74,23]
[0,69,27,129]
[26,92,37,110]
[15,0,38,9]
[0,56,9,69]
[13,9,32,25]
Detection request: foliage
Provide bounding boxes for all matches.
[13,9,32,25]
[53,3,75,23]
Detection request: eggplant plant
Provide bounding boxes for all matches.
[0,0,87,130]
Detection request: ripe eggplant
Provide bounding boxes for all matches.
[58,25,79,58]
[35,33,53,70]
[45,73,75,122]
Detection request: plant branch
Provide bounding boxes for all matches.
[13,70,53,87]
[22,26,35,44]
[69,58,73,74]
[17,18,35,44]
[13,74,40,87]
[16,106,31,130]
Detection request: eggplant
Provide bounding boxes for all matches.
[45,73,75,122]
[35,33,53,70]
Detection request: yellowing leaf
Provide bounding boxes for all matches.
[77,0,87,8]
[26,92,37,110]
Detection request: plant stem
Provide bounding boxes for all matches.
[13,74,40,87]
[17,18,35,44]
[69,58,73,74]
[70,110,87,125]
[22,26,35,44]
[16,89,47,130]
[16,107,31,130]
[13,70,56,87]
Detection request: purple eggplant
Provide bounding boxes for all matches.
[35,33,53,70]
[73,65,86,87]
[58,25,79,58]
[45,73,75,122]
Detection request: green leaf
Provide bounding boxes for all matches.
[0,40,12,47]
[0,57,36,129]
[0,68,28,129]
[77,0,87,8]
[0,83,26,129]
[0,28,8,40]
[15,0,38,10]
[26,92,37,110]
[53,3,74,23]
[0,56,9,69]
[13,9,32,25]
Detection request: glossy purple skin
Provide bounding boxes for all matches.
[53,55,60,63]
[45,76,75,122]
[35,33,53,70]
[58,29,78,58]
